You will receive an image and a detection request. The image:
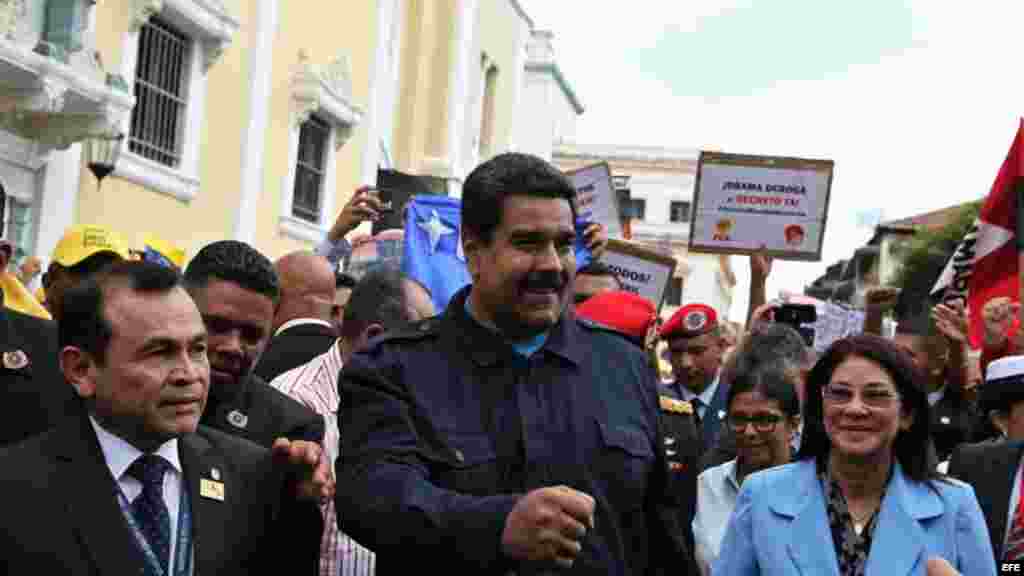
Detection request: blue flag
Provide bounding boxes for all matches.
[402,195,472,311]
[574,218,593,269]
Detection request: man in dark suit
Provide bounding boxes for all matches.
[183,241,324,447]
[0,237,78,446]
[253,251,338,382]
[948,354,1024,564]
[0,260,331,575]
[660,303,730,455]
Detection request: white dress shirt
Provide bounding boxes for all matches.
[90,416,191,575]
[692,459,741,575]
[680,371,722,421]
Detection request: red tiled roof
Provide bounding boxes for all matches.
[879,203,971,232]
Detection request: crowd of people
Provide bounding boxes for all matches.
[0,151,1016,575]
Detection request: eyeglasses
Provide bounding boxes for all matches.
[821,384,900,408]
[727,413,784,433]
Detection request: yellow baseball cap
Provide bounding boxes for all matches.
[139,233,187,269]
[51,225,132,267]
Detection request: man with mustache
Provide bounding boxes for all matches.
[336,153,697,575]
[661,303,730,454]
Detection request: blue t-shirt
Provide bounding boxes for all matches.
[464,298,548,357]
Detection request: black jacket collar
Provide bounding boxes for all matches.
[443,286,582,367]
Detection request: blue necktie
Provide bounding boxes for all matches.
[127,454,172,572]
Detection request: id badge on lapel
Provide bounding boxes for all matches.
[2,349,31,375]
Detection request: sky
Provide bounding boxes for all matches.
[519,0,1024,322]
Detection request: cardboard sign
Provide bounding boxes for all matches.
[599,239,677,310]
[689,151,834,261]
[569,162,623,239]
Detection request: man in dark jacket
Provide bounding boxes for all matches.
[254,251,339,382]
[0,236,79,445]
[948,354,1024,564]
[183,241,324,447]
[182,241,325,568]
[0,260,330,575]
[336,153,697,575]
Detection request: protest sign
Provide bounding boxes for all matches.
[598,239,677,310]
[372,169,439,235]
[569,162,623,239]
[689,151,834,261]
[776,295,865,353]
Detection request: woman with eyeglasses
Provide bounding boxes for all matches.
[692,361,800,575]
[713,334,995,576]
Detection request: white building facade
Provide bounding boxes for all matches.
[553,142,736,321]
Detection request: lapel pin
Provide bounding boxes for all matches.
[227,409,248,429]
[2,350,28,370]
[200,478,225,501]
[666,449,677,457]
[664,437,676,446]
[211,467,221,481]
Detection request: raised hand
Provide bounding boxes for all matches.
[329,186,385,241]
[932,301,968,344]
[271,438,335,502]
[981,296,1019,348]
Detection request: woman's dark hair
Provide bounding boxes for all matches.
[796,333,940,484]
[726,360,801,418]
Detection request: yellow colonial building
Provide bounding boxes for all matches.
[0,0,580,271]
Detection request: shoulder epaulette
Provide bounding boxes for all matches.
[659,395,693,415]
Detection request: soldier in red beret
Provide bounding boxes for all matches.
[660,303,730,453]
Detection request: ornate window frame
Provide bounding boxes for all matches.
[113,0,239,202]
[279,50,364,243]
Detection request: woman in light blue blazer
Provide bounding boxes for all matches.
[714,334,995,576]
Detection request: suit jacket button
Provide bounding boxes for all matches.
[454,449,464,463]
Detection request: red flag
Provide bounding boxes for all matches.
[933,119,1024,347]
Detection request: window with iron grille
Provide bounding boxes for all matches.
[670,201,691,223]
[293,115,330,223]
[129,16,191,168]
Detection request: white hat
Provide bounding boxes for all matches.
[986,355,1024,383]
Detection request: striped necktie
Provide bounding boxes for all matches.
[1004,472,1024,561]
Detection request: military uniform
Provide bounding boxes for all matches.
[335,286,698,575]
[659,303,731,456]
[657,395,701,551]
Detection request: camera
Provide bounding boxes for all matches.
[371,186,394,213]
[774,303,817,347]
